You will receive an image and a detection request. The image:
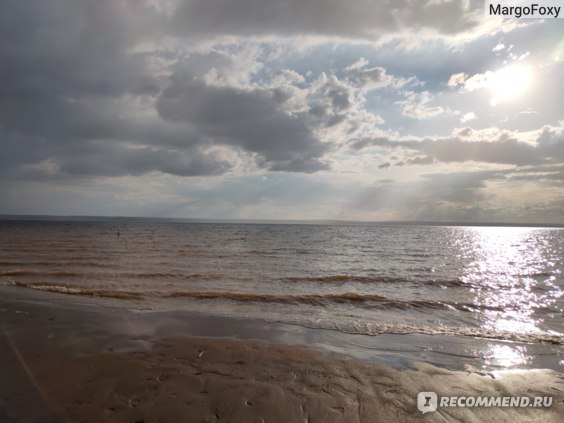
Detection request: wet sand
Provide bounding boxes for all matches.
[1,288,563,422]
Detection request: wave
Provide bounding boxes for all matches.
[282,274,480,288]
[0,268,226,281]
[119,272,223,280]
[282,275,403,283]
[0,260,113,268]
[0,280,141,300]
[166,291,521,312]
[267,315,564,345]
[167,291,388,305]
[1,278,517,313]
[0,269,83,277]
[2,280,562,345]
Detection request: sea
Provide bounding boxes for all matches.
[1,219,563,370]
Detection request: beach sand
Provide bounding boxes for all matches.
[1,288,563,422]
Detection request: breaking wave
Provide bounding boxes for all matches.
[266,315,564,345]
[1,279,562,345]
[0,278,538,313]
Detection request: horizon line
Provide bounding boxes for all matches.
[1,214,563,228]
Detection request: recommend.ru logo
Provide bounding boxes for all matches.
[417,392,438,414]
[417,391,553,414]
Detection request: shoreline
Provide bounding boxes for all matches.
[1,287,563,422]
[1,285,562,372]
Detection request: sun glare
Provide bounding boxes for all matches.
[490,65,533,104]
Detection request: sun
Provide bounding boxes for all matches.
[489,65,533,104]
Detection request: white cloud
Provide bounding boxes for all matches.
[447,72,467,87]
[460,112,477,123]
[396,91,444,119]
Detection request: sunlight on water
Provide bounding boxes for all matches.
[459,227,563,335]
[1,220,563,370]
[484,344,528,368]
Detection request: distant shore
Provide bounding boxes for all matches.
[0,288,562,422]
[1,214,564,228]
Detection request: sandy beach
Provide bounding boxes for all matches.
[1,287,563,423]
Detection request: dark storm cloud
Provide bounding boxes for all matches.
[0,0,334,179]
[0,0,159,100]
[171,0,478,39]
[0,0,217,178]
[56,143,232,177]
[156,72,330,173]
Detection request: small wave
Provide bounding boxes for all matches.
[165,290,507,312]
[167,291,388,305]
[1,280,141,299]
[2,280,562,345]
[269,315,564,345]
[0,269,83,277]
[118,272,180,279]
[282,275,411,284]
[0,269,36,277]
[0,259,113,268]
[280,274,552,292]
[1,278,516,313]
[282,275,477,289]
[117,272,223,280]
[0,269,226,281]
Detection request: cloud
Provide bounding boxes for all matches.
[460,112,477,123]
[352,170,494,221]
[171,0,479,40]
[0,0,159,100]
[153,57,397,173]
[403,156,434,166]
[447,72,467,87]
[449,65,533,103]
[537,125,564,162]
[396,91,444,119]
[350,124,564,167]
[0,0,336,177]
[156,70,331,173]
[0,0,214,178]
[0,0,562,222]
[345,58,395,90]
[350,163,564,223]
[56,144,234,178]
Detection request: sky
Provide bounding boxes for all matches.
[1,0,564,223]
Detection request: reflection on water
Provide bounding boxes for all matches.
[459,227,563,335]
[0,221,563,371]
[484,344,529,368]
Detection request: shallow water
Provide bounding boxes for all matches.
[1,220,563,354]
